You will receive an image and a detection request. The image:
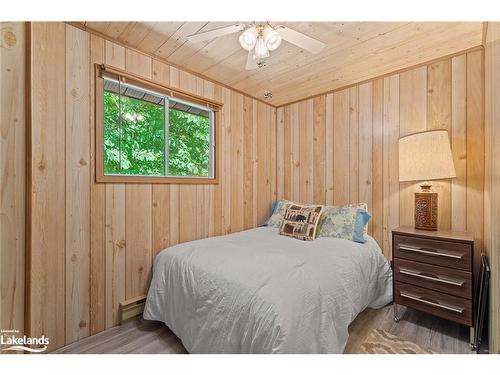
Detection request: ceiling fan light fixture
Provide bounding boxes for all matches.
[239,26,258,51]
[186,22,325,71]
[263,25,282,51]
[253,35,270,59]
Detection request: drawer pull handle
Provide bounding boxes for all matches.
[400,292,465,313]
[399,268,465,286]
[398,245,463,259]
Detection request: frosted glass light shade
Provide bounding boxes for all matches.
[263,25,282,51]
[239,27,258,51]
[399,130,456,182]
[253,36,270,59]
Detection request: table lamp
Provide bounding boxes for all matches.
[399,130,456,231]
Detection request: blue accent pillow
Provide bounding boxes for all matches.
[263,199,293,227]
[261,200,278,226]
[352,209,372,243]
[261,200,276,226]
[271,200,278,214]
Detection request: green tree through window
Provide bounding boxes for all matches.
[168,108,210,177]
[103,86,212,178]
[104,91,165,176]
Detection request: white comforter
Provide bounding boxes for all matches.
[143,227,392,353]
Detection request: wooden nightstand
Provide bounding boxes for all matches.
[392,226,475,349]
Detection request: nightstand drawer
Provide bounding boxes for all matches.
[394,234,472,271]
[395,282,473,326]
[394,258,472,299]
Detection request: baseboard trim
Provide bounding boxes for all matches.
[119,295,147,325]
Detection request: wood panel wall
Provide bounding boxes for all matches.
[27,22,276,351]
[276,50,485,265]
[0,22,25,343]
[484,21,500,354]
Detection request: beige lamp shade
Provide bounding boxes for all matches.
[399,130,456,182]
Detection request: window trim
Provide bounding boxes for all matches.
[95,64,221,184]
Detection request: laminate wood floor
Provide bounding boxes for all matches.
[55,304,475,354]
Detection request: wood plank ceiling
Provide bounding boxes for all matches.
[80,22,483,106]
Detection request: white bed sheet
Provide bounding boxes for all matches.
[143,226,392,353]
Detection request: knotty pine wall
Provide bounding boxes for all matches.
[0,22,25,343]
[484,21,500,354]
[276,50,485,266]
[27,22,276,351]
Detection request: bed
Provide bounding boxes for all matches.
[143,226,393,353]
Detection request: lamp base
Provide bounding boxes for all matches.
[414,182,438,231]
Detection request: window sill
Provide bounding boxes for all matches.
[96,174,219,185]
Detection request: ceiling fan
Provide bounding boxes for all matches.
[187,23,326,70]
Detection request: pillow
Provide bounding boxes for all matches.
[279,203,324,241]
[352,210,372,243]
[264,199,293,227]
[318,202,368,231]
[317,203,371,243]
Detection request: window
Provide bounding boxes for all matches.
[96,65,220,184]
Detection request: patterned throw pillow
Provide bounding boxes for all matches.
[279,203,324,241]
[264,199,293,227]
[317,203,371,243]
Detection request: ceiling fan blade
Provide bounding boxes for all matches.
[276,26,325,54]
[245,50,258,70]
[187,24,245,43]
